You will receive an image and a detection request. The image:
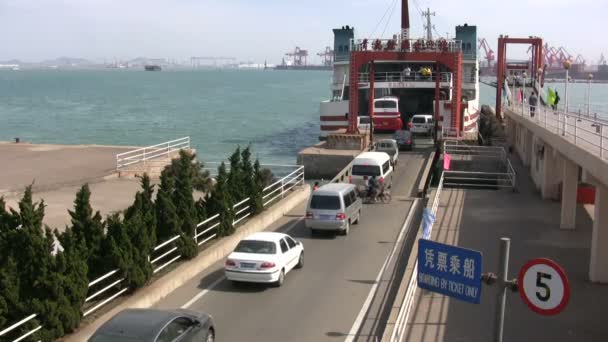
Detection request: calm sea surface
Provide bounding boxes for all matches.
[1,70,607,164]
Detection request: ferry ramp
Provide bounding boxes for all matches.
[153,149,432,342]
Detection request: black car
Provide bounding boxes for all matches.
[89,308,215,342]
[393,130,415,150]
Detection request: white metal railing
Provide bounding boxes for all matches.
[350,38,462,54]
[233,197,252,225]
[195,213,220,246]
[390,173,445,342]
[441,127,459,139]
[262,166,305,207]
[0,314,42,342]
[82,269,128,317]
[150,235,182,274]
[116,137,190,171]
[507,101,608,161]
[358,71,452,84]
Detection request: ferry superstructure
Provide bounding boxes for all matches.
[319,1,480,140]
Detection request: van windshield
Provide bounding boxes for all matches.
[352,164,381,177]
[310,195,341,210]
[412,117,426,124]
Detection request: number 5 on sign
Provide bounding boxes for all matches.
[519,258,570,316]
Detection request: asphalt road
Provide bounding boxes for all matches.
[154,148,430,342]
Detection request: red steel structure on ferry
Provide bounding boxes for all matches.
[346,0,464,137]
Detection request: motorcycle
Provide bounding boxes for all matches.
[358,185,392,204]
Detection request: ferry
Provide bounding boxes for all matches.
[319,5,480,140]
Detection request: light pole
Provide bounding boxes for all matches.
[587,73,593,117]
[563,60,571,112]
[522,71,527,114]
[536,68,543,119]
[562,60,572,135]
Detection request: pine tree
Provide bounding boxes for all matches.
[125,174,157,252]
[103,213,150,289]
[68,184,105,278]
[227,146,244,201]
[251,159,265,214]
[207,163,235,237]
[155,168,180,241]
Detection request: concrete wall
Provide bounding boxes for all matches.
[61,185,311,341]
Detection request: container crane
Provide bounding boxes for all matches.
[599,54,606,65]
[285,47,308,66]
[478,38,495,67]
[317,46,334,67]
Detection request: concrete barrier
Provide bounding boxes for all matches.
[416,151,436,197]
[60,185,310,341]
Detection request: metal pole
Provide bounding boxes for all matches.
[601,125,604,159]
[522,76,526,115]
[565,69,569,113]
[494,237,510,342]
[587,78,591,117]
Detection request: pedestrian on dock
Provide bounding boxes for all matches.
[529,91,538,117]
[313,181,320,191]
[553,91,561,110]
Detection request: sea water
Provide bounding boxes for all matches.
[1,69,607,164]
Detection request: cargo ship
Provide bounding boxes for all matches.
[144,65,162,71]
[319,1,480,140]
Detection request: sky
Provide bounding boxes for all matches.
[1,0,606,64]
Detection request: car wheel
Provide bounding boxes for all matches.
[296,252,304,269]
[205,328,215,342]
[354,210,361,224]
[342,221,350,236]
[275,269,285,287]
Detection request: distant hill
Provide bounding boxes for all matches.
[40,56,94,66]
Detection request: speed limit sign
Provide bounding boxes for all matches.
[519,258,570,316]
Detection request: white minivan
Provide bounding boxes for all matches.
[350,151,394,189]
[409,114,434,135]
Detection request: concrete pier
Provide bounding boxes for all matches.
[0,142,148,232]
[505,104,608,283]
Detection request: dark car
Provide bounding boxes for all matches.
[393,130,415,150]
[89,308,215,342]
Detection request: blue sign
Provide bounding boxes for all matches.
[421,208,436,239]
[417,239,483,304]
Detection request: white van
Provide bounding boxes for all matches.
[409,114,434,135]
[305,183,362,236]
[349,152,394,189]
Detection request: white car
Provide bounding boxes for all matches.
[375,139,399,165]
[225,232,304,286]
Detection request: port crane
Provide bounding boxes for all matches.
[478,38,495,67]
[285,47,308,66]
[599,54,606,65]
[317,47,334,67]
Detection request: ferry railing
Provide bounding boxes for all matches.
[508,101,608,161]
[116,137,190,171]
[150,235,182,274]
[389,173,445,342]
[0,314,42,342]
[350,38,462,53]
[358,71,452,83]
[82,269,128,317]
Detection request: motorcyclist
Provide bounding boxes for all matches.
[367,175,380,200]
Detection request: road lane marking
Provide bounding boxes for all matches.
[344,198,420,342]
[181,216,305,309]
[181,276,225,309]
